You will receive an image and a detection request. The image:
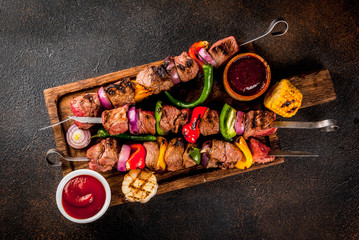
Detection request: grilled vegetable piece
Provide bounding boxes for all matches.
[122,169,158,203]
[92,128,157,142]
[264,79,303,117]
[219,103,237,141]
[234,136,253,170]
[165,63,213,108]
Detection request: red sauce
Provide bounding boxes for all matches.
[62,175,106,219]
[227,56,267,96]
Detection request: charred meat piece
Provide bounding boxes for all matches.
[87,138,118,172]
[174,52,199,82]
[183,143,197,168]
[174,108,191,133]
[165,138,185,171]
[70,93,102,130]
[208,36,239,67]
[202,139,242,169]
[249,138,275,163]
[136,65,174,94]
[143,142,160,171]
[160,106,189,134]
[243,110,277,139]
[105,78,135,107]
[138,110,156,135]
[102,105,129,135]
[199,109,220,136]
[223,142,242,169]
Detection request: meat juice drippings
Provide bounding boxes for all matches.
[227,56,267,96]
[62,175,106,219]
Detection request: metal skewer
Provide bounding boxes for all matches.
[239,18,289,47]
[46,149,90,167]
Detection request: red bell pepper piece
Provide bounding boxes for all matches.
[188,41,209,70]
[182,106,208,143]
[126,144,146,170]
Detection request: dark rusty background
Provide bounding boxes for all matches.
[1,0,359,239]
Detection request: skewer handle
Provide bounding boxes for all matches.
[274,119,338,132]
[239,18,289,47]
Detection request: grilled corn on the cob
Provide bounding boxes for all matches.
[264,79,303,117]
[122,169,158,203]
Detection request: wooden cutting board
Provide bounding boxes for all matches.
[44,55,336,206]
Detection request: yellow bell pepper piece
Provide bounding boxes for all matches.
[156,137,167,171]
[132,80,153,102]
[234,136,253,170]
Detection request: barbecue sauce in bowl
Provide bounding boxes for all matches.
[223,53,271,101]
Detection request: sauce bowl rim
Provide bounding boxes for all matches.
[223,52,271,101]
[56,169,111,224]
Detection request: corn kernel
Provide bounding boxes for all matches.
[264,79,303,117]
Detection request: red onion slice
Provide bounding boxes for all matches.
[164,56,181,84]
[66,124,91,149]
[170,69,181,84]
[98,87,113,110]
[198,48,217,67]
[201,141,212,168]
[128,106,139,135]
[234,111,245,135]
[117,144,131,172]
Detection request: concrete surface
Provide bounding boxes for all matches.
[0,0,358,239]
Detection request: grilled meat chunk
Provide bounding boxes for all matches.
[203,139,242,169]
[143,142,160,171]
[165,138,185,171]
[105,78,135,107]
[183,143,197,168]
[249,138,275,163]
[208,36,239,67]
[136,65,174,94]
[243,110,277,139]
[199,109,220,136]
[223,142,242,169]
[87,138,118,172]
[160,106,189,134]
[138,110,156,135]
[174,52,199,82]
[102,105,129,135]
[174,108,191,133]
[70,93,102,130]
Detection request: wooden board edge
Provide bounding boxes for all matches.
[43,60,164,97]
[43,89,72,175]
[156,158,285,195]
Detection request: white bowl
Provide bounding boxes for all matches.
[56,169,111,224]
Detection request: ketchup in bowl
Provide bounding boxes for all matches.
[223,53,271,101]
[62,175,106,219]
[56,169,111,223]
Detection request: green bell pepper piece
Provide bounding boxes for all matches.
[219,103,237,141]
